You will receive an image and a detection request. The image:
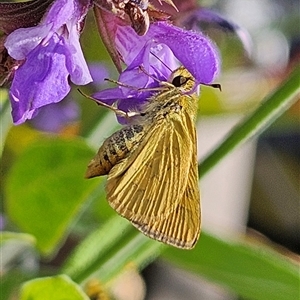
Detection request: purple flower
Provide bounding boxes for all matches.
[4,0,92,125]
[93,21,220,122]
[88,62,110,88]
[119,21,220,84]
[30,97,80,133]
[0,214,6,231]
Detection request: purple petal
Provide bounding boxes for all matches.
[148,43,178,76]
[115,22,220,84]
[92,84,151,123]
[43,0,75,30]
[10,35,71,124]
[5,0,92,79]
[43,0,90,31]
[65,23,92,84]
[96,21,221,125]
[119,68,149,95]
[115,25,150,66]
[31,98,79,133]
[116,95,148,124]
[0,214,6,231]
[4,24,51,60]
[4,0,86,61]
[117,42,173,97]
[115,25,177,73]
[88,63,110,84]
[150,22,220,84]
[117,94,148,113]
[93,87,126,106]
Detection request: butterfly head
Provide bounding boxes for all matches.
[169,66,197,94]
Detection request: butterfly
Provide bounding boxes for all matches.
[86,66,201,249]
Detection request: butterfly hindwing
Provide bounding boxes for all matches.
[132,127,200,249]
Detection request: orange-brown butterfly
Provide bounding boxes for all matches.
[86,66,201,249]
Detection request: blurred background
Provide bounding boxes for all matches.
[1,0,299,299]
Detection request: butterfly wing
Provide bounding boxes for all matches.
[106,108,200,248]
[132,143,200,249]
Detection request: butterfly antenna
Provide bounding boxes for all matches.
[201,83,222,91]
[77,89,129,117]
[104,78,139,90]
[149,51,173,73]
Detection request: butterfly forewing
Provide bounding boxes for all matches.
[106,93,200,247]
[106,115,193,223]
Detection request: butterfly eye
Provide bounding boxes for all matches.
[172,75,188,87]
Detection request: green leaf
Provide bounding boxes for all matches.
[200,66,300,177]
[1,270,31,300]
[62,216,162,283]
[62,216,132,282]
[64,217,299,300]
[0,231,36,246]
[163,232,299,300]
[20,274,89,300]
[0,96,11,156]
[5,137,97,255]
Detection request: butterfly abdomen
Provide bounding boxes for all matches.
[85,124,145,178]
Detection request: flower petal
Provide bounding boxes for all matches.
[65,21,92,84]
[93,87,125,106]
[116,94,148,124]
[10,35,71,124]
[43,0,75,31]
[31,98,79,132]
[4,24,51,60]
[115,22,220,84]
[150,22,220,84]
[115,25,150,66]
